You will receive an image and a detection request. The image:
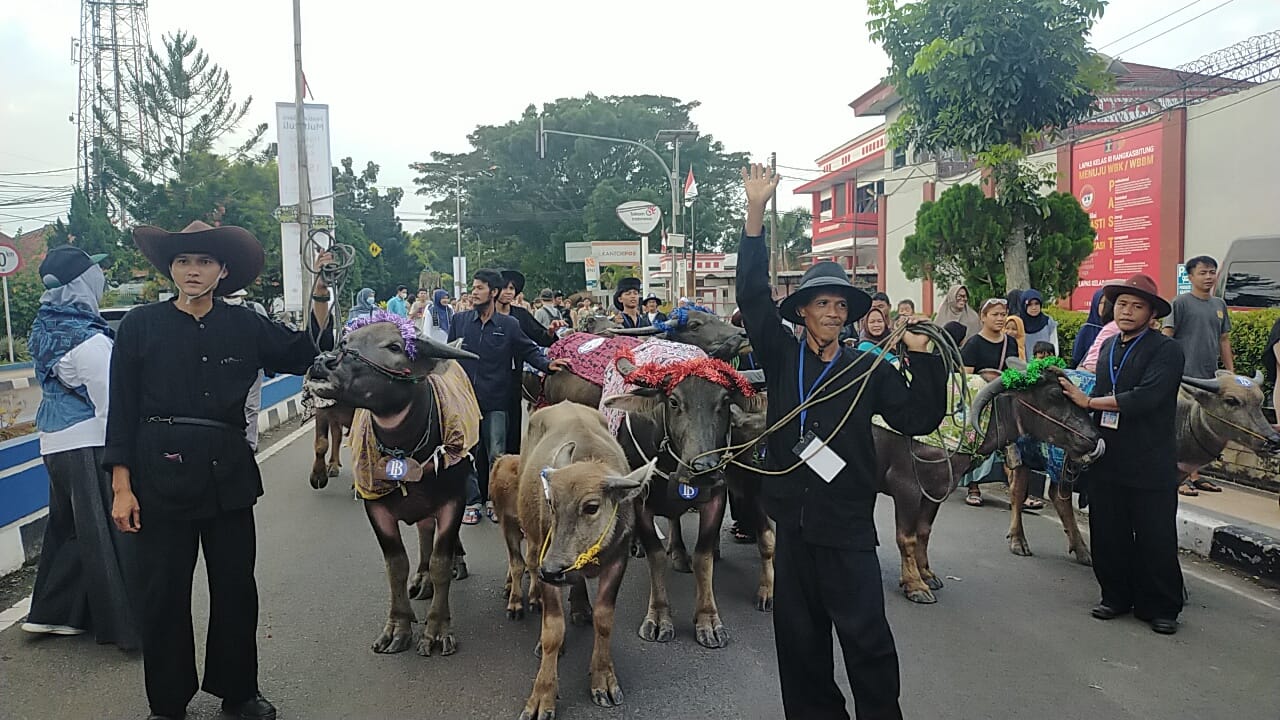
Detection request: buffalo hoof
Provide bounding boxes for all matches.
[408,572,434,600]
[309,469,328,490]
[755,592,774,612]
[1007,534,1033,557]
[668,552,693,574]
[590,669,625,708]
[371,620,414,654]
[327,464,340,478]
[528,597,542,615]
[452,556,469,581]
[695,618,728,649]
[905,587,938,604]
[1071,544,1093,567]
[507,605,525,621]
[569,607,592,627]
[923,574,944,591]
[418,631,457,657]
[638,616,675,643]
[519,693,558,720]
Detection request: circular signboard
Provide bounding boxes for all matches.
[0,244,22,277]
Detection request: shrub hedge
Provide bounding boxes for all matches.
[1043,305,1280,378]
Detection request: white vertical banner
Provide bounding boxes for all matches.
[583,257,600,290]
[452,256,468,301]
[276,103,334,312]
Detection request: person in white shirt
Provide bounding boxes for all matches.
[23,245,138,649]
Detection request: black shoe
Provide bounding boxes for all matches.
[146,712,185,720]
[1149,618,1178,635]
[1090,604,1130,620]
[221,693,277,720]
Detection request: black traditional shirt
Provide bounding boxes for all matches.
[619,311,651,329]
[104,300,320,518]
[509,305,555,348]
[736,231,947,549]
[1089,330,1184,489]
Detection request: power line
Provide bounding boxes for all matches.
[1096,0,1207,51]
[0,167,81,177]
[1111,0,1238,58]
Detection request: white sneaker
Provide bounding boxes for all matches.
[21,622,86,636]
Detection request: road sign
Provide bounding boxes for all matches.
[665,233,685,249]
[1176,264,1191,295]
[616,201,662,235]
[583,257,600,290]
[564,242,593,263]
[0,243,21,277]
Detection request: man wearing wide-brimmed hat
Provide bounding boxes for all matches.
[1059,273,1186,635]
[612,276,649,329]
[736,164,946,719]
[105,221,332,720]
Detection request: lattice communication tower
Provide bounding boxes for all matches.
[73,0,150,223]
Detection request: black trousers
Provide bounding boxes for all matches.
[1088,478,1184,620]
[772,525,903,720]
[136,506,259,714]
[28,446,139,649]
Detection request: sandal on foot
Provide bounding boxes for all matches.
[1177,483,1199,497]
[485,503,499,524]
[1022,498,1046,511]
[1192,479,1222,492]
[462,507,481,525]
[729,523,756,544]
[965,492,984,507]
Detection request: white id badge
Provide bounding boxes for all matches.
[1100,411,1120,430]
[794,432,847,483]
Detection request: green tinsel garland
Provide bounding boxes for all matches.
[1000,356,1066,391]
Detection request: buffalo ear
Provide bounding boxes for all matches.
[602,388,663,415]
[603,458,656,503]
[977,369,1002,382]
[733,392,768,415]
[551,441,576,470]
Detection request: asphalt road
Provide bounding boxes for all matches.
[2,418,1278,720]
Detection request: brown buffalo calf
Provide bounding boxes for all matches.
[491,401,654,720]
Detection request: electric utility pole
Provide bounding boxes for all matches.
[293,0,312,299]
[769,151,779,287]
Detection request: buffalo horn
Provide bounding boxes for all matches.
[413,333,479,361]
[1180,376,1221,392]
[607,326,665,337]
[616,356,639,377]
[1005,357,1028,372]
[968,377,1005,430]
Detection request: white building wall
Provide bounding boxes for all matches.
[1184,80,1280,261]
[881,163,934,306]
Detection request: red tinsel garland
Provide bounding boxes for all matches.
[615,347,755,397]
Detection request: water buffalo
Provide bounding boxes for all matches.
[878,366,1106,603]
[1008,369,1280,569]
[490,401,655,719]
[604,352,766,649]
[308,318,479,657]
[303,390,353,489]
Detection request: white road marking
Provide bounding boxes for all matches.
[1,420,318,633]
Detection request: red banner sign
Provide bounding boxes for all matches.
[1070,124,1163,309]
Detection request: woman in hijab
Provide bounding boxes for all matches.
[934,285,981,339]
[24,247,139,649]
[347,287,377,323]
[1020,289,1058,353]
[1071,289,1107,368]
[425,288,453,342]
[853,306,898,364]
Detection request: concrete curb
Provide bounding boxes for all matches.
[0,390,308,577]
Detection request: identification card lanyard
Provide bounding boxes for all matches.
[793,341,847,483]
[1102,330,1148,430]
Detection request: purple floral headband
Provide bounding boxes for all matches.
[345,309,419,359]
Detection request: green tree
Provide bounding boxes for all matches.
[410,94,749,293]
[331,158,417,303]
[901,182,1095,302]
[868,0,1112,290]
[50,189,133,282]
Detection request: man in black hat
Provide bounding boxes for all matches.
[106,221,333,720]
[613,276,649,329]
[496,269,556,348]
[736,165,947,720]
[642,293,668,326]
[1059,273,1185,635]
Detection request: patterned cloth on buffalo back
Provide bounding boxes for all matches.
[599,339,707,436]
[1040,368,1096,484]
[548,334,644,387]
[348,359,480,500]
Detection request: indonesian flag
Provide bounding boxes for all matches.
[683,168,698,207]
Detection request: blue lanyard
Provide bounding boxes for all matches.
[1108,329,1148,390]
[797,339,841,438]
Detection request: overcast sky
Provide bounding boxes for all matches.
[3,0,1278,236]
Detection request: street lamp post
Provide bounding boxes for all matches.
[537,121,697,299]
[656,129,699,300]
[453,176,463,302]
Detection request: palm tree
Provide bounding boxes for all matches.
[774,208,812,271]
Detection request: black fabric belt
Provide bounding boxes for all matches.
[145,416,242,432]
